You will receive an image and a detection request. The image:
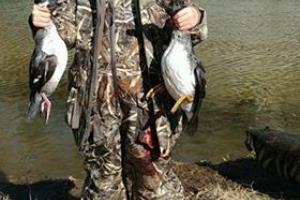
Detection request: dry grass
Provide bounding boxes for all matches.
[172,161,276,200]
[190,184,273,200]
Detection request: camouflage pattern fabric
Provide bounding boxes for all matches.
[41,0,208,199]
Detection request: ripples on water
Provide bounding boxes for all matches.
[175,0,300,161]
[0,0,300,178]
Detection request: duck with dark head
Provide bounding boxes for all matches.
[147,0,207,130]
[28,0,68,124]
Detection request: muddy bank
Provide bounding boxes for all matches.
[0,158,299,200]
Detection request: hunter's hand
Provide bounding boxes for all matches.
[31,4,51,28]
[172,6,201,31]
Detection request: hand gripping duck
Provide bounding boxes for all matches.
[147,0,206,124]
[28,0,68,124]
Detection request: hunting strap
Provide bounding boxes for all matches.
[133,0,161,160]
[84,0,106,138]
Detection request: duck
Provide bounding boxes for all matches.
[28,0,68,124]
[147,0,206,124]
[161,30,206,122]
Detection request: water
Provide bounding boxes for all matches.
[175,0,300,162]
[0,0,300,180]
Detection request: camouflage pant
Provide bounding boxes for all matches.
[72,69,185,200]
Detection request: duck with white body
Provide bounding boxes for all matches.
[161,28,206,122]
[147,0,206,125]
[28,0,68,124]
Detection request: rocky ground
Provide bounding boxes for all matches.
[0,157,299,200]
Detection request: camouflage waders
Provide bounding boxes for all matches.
[39,0,207,199]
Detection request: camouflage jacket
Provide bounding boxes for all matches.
[51,0,207,134]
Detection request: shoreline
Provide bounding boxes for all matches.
[0,158,299,200]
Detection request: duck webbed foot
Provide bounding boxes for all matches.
[40,93,52,125]
[146,83,165,99]
[171,95,193,114]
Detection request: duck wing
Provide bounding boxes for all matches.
[29,52,57,96]
[188,57,206,127]
[28,50,57,119]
